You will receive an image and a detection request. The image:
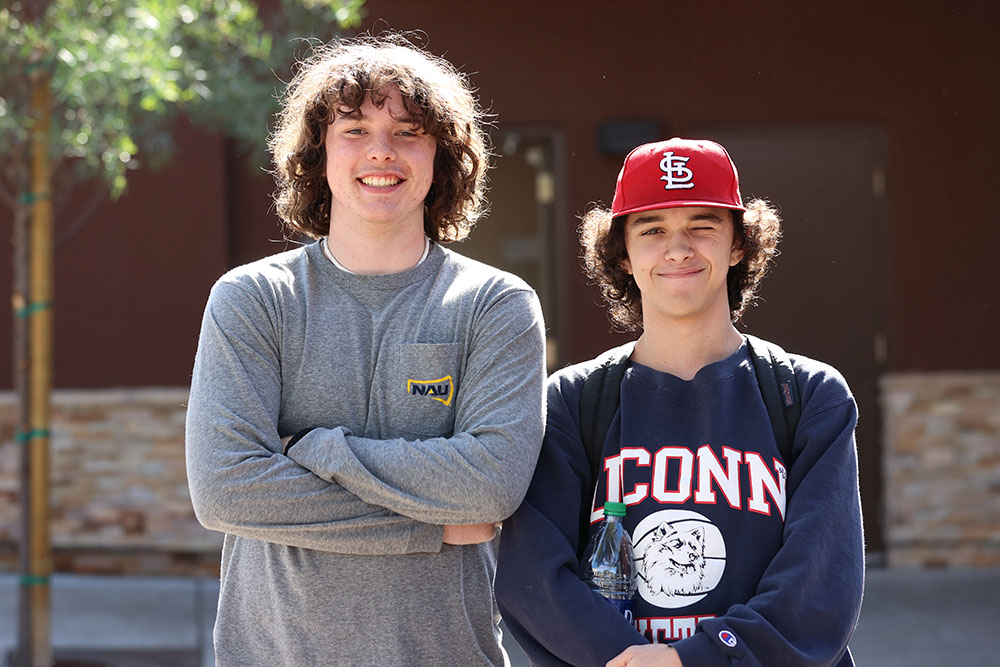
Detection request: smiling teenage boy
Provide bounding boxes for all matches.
[185,36,546,667]
[496,138,864,666]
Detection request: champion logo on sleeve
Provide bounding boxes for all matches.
[718,630,738,647]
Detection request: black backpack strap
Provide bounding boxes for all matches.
[745,335,802,468]
[576,341,634,555]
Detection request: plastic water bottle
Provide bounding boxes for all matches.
[580,501,637,622]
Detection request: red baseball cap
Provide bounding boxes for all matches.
[610,138,746,218]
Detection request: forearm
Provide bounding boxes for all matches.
[286,423,537,523]
[186,400,445,555]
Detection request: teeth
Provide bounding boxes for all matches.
[361,175,401,187]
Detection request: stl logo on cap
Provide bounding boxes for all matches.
[659,152,695,190]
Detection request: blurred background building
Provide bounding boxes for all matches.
[1,0,998,581]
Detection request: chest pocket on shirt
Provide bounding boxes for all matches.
[390,343,461,437]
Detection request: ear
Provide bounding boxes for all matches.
[727,210,745,266]
[729,242,745,267]
[621,256,632,275]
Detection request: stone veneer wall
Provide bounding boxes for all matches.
[2,379,998,574]
[0,389,222,576]
[881,373,1000,567]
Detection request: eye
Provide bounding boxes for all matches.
[691,219,723,232]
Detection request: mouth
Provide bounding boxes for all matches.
[658,268,703,279]
[359,175,403,188]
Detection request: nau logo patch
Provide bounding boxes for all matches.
[406,376,454,406]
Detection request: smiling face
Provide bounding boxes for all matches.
[324,85,437,235]
[622,206,744,328]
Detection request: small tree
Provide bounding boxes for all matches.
[1,0,366,208]
[1,2,365,664]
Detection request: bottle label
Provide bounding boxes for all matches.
[603,596,635,623]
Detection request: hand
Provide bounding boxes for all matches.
[607,644,683,667]
[442,523,501,545]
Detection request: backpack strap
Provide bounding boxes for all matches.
[744,335,802,468]
[576,341,634,555]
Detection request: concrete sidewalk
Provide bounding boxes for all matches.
[2,567,998,666]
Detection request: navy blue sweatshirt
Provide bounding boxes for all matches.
[496,339,864,666]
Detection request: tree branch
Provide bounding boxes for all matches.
[0,176,17,212]
[55,183,107,250]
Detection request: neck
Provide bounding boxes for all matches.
[631,313,743,381]
[327,218,427,275]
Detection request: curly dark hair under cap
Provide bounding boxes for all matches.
[268,33,491,242]
[580,199,782,332]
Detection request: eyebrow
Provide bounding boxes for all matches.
[629,214,663,226]
[629,211,725,226]
[334,106,420,126]
[689,212,725,223]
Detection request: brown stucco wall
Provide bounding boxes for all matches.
[355,0,1000,370]
[0,118,230,389]
[0,2,995,386]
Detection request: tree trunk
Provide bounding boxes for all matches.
[15,65,54,667]
[13,200,33,667]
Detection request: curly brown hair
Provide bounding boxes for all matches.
[268,34,491,242]
[580,199,782,332]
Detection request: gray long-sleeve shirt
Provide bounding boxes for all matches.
[185,240,546,666]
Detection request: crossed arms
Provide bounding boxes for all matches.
[185,276,546,555]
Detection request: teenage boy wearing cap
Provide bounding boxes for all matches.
[495,138,864,667]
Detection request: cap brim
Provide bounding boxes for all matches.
[613,199,747,220]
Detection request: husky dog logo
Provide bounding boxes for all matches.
[633,509,726,609]
[659,151,695,189]
[406,375,454,406]
[640,522,707,596]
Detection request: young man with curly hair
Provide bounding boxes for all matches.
[496,138,864,667]
[185,35,546,666]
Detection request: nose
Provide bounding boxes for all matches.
[367,130,397,162]
[662,230,694,262]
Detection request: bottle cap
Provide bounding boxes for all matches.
[603,502,627,517]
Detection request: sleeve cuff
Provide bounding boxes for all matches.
[282,427,315,456]
[407,522,446,554]
[673,629,729,666]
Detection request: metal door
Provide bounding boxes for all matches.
[694,125,888,554]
